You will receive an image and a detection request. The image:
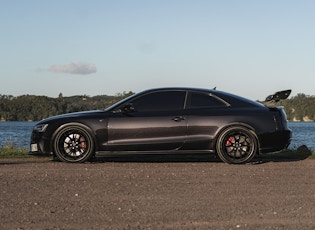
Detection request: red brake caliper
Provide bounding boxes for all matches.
[225,136,235,146]
[79,136,87,152]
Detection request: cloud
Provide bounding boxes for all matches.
[48,62,97,75]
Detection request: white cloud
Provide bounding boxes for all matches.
[48,62,97,75]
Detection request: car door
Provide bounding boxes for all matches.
[183,91,230,150]
[107,90,187,151]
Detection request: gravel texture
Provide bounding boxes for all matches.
[0,155,314,229]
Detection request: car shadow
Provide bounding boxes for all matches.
[252,146,312,164]
[1,146,312,165]
[91,153,223,163]
[90,150,312,164]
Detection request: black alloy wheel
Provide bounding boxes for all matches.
[53,124,95,163]
[216,126,258,164]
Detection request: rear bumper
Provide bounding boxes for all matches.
[259,129,292,153]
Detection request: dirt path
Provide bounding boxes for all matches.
[1,156,314,229]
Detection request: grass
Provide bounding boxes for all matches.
[0,143,31,158]
[0,143,314,160]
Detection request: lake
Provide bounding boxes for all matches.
[0,121,314,150]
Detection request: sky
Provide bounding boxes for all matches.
[1,0,315,101]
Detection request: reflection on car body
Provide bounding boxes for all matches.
[30,87,291,164]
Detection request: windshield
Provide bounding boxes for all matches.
[105,93,136,111]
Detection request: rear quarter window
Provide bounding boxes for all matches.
[187,92,227,109]
[213,91,265,108]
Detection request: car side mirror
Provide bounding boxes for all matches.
[121,103,135,113]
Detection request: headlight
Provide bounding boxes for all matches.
[33,124,48,132]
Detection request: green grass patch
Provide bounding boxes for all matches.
[0,142,31,158]
[310,152,315,159]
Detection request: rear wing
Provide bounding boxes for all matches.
[265,90,291,102]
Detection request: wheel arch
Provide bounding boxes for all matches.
[214,123,260,153]
[50,122,97,157]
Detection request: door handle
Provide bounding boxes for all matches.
[172,116,185,122]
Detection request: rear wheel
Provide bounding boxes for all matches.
[53,124,95,163]
[216,126,258,164]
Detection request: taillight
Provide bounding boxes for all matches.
[269,106,287,130]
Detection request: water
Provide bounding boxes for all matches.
[288,122,315,150]
[0,122,36,149]
[0,121,314,150]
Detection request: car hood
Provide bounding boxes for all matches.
[40,110,108,122]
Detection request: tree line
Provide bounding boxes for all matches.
[267,93,315,122]
[0,92,134,121]
[0,92,314,122]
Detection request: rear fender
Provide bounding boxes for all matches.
[215,123,260,153]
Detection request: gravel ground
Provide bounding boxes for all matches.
[0,155,314,230]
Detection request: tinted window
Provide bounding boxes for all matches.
[131,91,186,112]
[188,92,226,108]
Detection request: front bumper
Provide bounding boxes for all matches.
[29,131,52,156]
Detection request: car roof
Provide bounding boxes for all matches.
[141,87,214,93]
[107,87,265,110]
[139,87,265,108]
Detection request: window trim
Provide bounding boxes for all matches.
[126,90,187,112]
[185,91,230,109]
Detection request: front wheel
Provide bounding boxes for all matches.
[216,126,258,164]
[53,124,95,163]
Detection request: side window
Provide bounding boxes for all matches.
[188,92,226,109]
[131,91,186,112]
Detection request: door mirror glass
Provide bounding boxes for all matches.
[121,103,135,113]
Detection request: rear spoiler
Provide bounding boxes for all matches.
[265,89,291,102]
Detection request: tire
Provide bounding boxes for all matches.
[53,124,95,163]
[216,126,258,164]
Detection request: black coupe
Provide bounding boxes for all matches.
[30,87,291,164]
